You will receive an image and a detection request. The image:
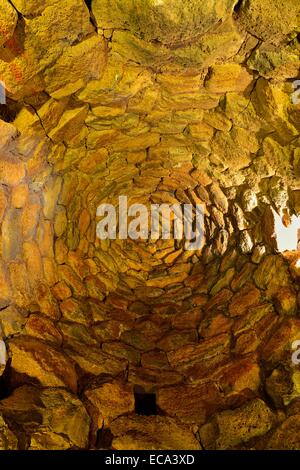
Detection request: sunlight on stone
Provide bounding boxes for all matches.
[0,340,7,366]
[273,210,300,252]
[0,0,299,452]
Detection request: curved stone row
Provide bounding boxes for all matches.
[0,0,299,450]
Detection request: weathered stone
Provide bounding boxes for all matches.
[234,330,260,355]
[172,308,202,330]
[49,106,88,143]
[11,184,28,209]
[0,261,12,308]
[254,255,291,296]
[209,184,228,213]
[128,367,183,392]
[0,0,18,47]
[84,380,134,430]
[265,368,294,408]
[0,305,26,337]
[212,127,259,170]
[65,341,127,377]
[199,313,232,338]
[210,357,261,398]
[21,200,40,240]
[0,385,90,449]
[267,415,300,450]
[110,415,201,450]
[252,79,298,142]
[157,382,223,426]
[205,63,253,93]
[262,319,300,368]
[9,336,77,391]
[0,415,18,450]
[0,0,92,99]
[189,122,214,141]
[200,399,275,449]
[167,333,230,381]
[251,245,266,264]
[274,287,297,316]
[210,268,235,296]
[239,0,299,45]
[58,322,98,347]
[0,159,25,187]
[205,288,233,311]
[23,241,43,286]
[102,341,140,366]
[60,298,90,325]
[45,35,106,98]
[157,330,197,352]
[8,262,31,308]
[240,230,254,254]
[52,281,72,300]
[229,284,261,317]
[231,263,255,291]
[58,265,87,297]
[141,350,170,370]
[0,0,298,452]
[24,314,62,345]
[203,111,232,132]
[92,0,236,46]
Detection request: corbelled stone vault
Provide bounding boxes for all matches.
[0,0,299,450]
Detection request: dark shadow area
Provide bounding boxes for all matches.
[84,0,92,10]
[234,0,244,14]
[0,359,12,400]
[0,103,18,123]
[134,392,157,416]
[96,428,113,449]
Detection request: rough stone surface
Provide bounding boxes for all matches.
[110,415,201,450]
[200,399,276,449]
[0,0,299,451]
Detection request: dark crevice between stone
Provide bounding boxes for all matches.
[0,102,18,123]
[233,0,244,14]
[96,427,113,450]
[84,0,98,31]
[84,0,92,10]
[134,392,157,416]
[0,359,12,400]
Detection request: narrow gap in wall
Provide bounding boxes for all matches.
[0,360,12,400]
[96,428,113,449]
[84,0,92,10]
[233,0,244,14]
[83,0,98,30]
[134,392,157,416]
[0,103,18,123]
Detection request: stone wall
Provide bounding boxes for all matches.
[0,0,299,450]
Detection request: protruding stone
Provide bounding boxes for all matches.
[0,385,90,449]
[205,63,253,93]
[110,415,201,450]
[9,336,77,392]
[84,380,134,430]
[200,399,275,449]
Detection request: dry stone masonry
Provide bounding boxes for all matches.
[0,0,299,450]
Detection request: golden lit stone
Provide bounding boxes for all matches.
[0,0,299,451]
